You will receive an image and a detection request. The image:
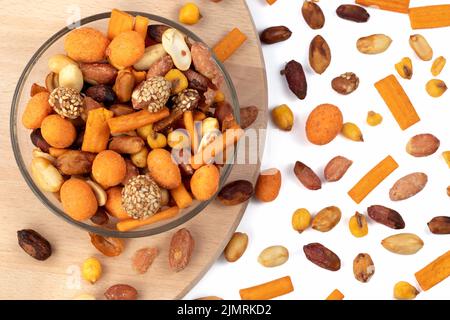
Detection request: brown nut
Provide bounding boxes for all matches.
[240,106,258,129]
[113,69,135,103]
[406,133,440,157]
[336,5,370,23]
[183,69,209,92]
[30,83,48,97]
[109,136,145,154]
[389,172,428,201]
[294,161,321,190]
[255,168,282,202]
[82,97,103,121]
[104,284,137,300]
[409,34,433,61]
[110,104,134,117]
[302,0,325,30]
[79,63,117,85]
[312,206,341,232]
[122,159,140,185]
[55,150,95,175]
[303,242,341,271]
[331,72,359,95]
[90,208,109,225]
[85,84,116,105]
[357,34,392,54]
[214,101,233,125]
[30,129,51,153]
[282,60,307,100]
[309,35,331,75]
[146,55,175,79]
[17,229,52,261]
[132,247,159,274]
[45,72,59,92]
[224,232,248,262]
[260,26,292,44]
[324,156,353,182]
[148,24,170,43]
[169,228,195,272]
[89,233,124,257]
[368,205,405,229]
[218,180,254,206]
[353,253,375,283]
[427,216,450,234]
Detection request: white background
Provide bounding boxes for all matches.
[186,0,449,300]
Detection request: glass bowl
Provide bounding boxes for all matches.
[10,12,239,238]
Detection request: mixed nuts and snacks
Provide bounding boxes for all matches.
[16,0,449,300]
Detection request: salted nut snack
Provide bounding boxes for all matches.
[22,9,245,232]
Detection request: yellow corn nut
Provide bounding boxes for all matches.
[147,132,167,149]
[165,69,188,94]
[393,281,419,300]
[167,130,190,149]
[349,212,368,238]
[342,122,364,142]
[395,57,413,80]
[137,123,153,139]
[179,3,201,25]
[442,151,450,168]
[131,147,149,168]
[214,91,225,103]
[366,111,383,126]
[426,79,447,98]
[271,104,294,131]
[81,257,102,284]
[431,56,446,77]
[292,208,311,233]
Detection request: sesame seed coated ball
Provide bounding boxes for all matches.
[49,87,84,119]
[131,76,171,112]
[122,175,162,220]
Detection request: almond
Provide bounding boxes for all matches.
[217,180,254,206]
[389,172,428,201]
[381,233,424,255]
[294,161,321,190]
[406,133,440,157]
[301,1,325,30]
[309,35,331,74]
[368,205,405,229]
[132,247,159,274]
[312,206,341,232]
[324,156,353,182]
[255,168,282,202]
[303,242,341,271]
[169,228,195,272]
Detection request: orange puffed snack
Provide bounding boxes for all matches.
[60,178,98,221]
[105,186,130,220]
[190,164,220,201]
[305,104,343,145]
[40,114,76,148]
[64,27,109,63]
[22,92,52,129]
[92,150,126,188]
[106,31,145,69]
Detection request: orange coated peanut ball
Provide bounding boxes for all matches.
[40,114,77,148]
[106,31,145,69]
[60,178,98,221]
[64,27,109,63]
[92,150,127,188]
[190,164,220,201]
[22,92,52,129]
[105,186,130,220]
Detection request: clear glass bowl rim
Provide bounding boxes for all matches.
[10,11,240,238]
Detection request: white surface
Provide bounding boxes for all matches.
[186,0,450,300]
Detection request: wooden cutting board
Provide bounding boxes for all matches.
[0,0,267,299]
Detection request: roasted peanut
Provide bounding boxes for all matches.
[109,135,145,154]
[357,34,392,54]
[104,284,137,300]
[406,133,440,157]
[113,69,135,102]
[336,4,370,23]
[353,253,375,283]
[224,232,248,262]
[312,206,341,232]
[324,156,353,182]
[309,35,331,74]
[389,172,428,201]
[55,150,95,175]
[79,63,118,85]
[427,216,450,234]
[301,0,325,30]
[409,34,433,61]
[218,180,254,206]
[294,161,321,190]
[303,242,341,271]
[260,26,292,44]
[368,205,405,229]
